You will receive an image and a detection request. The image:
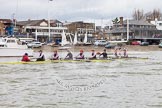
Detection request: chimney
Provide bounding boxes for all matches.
[146,17,151,23]
[119,17,123,25]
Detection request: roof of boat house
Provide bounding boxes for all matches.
[17,19,63,27]
[0,19,12,24]
[123,20,155,26]
[17,19,48,26]
[50,19,63,24]
[106,27,133,34]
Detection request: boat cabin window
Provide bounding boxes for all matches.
[0,39,5,42]
[7,40,16,43]
[0,45,5,47]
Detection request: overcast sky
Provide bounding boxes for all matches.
[0,0,162,25]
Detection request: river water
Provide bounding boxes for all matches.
[0,51,162,108]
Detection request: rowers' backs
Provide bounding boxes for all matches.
[75,50,85,59]
[25,48,128,61]
[36,50,45,61]
[50,49,108,60]
[22,53,30,62]
[50,50,59,60]
[114,47,128,58]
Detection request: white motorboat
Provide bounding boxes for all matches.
[0,37,33,57]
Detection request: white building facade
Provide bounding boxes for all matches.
[151,19,162,30]
[17,19,68,43]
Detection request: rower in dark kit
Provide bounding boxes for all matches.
[99,49,108,59]
[36,50,45,61]
[89,50,96,59]
[51,50,59,60]
[65,50,73,60]
[114,48,118,58]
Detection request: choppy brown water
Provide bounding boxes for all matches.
[0,51,162,108]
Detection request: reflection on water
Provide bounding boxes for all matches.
[0,51,162,108]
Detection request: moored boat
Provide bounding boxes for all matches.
[0,37,33,57]
[58,30,71,50]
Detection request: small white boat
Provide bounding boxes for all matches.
[60,30,71,46]
[73,32,78,45]
[83,32,92,46]
[72,32,82,46]
[58,30,71,50]
[0,37,33,57]
[58,46,71,50]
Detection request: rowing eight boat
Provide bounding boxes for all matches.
[0,57,149,65]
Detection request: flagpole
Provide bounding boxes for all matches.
[48,0,52,42]
[48,0,50,42]
[127,19,129,41]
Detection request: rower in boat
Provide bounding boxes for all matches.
[99,49,108,59]
[36,50,45,61]
[123,48,128,58]
[89,50,96,60]
[51,50,59,60]
[118,47,122,58]
[75,49,85,59]
[114,48,118,58]
[65,50,73,60]
[21,53,30,62]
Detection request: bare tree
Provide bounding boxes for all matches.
[132,9,144,20]
[145,9,162,20]
[152,9,161,20]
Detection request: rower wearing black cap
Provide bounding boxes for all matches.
[99,49,108,59]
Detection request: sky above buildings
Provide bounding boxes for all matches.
[0,0,162,26]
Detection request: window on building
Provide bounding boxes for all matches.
[132,25,134,28]
[136,25,140,28]
[37,29,42,32]
[159,23,162,26]
[43,29,48,32]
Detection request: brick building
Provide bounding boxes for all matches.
[65,21,95,42]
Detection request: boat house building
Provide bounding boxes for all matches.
[16,19,68,43]
[107,17,161,44]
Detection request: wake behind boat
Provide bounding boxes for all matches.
[0,37,33,57]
